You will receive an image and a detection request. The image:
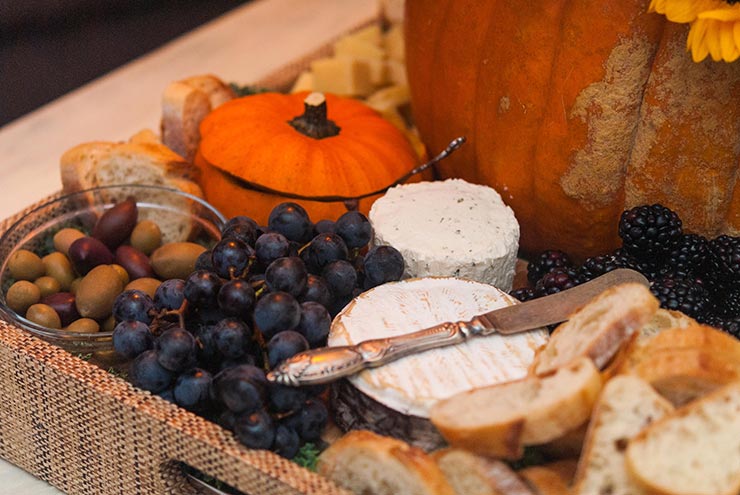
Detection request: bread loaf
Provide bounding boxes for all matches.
[432,448,535,495]
[317,430,456,495]
[517,460,578,495]
[625,380,740,495]
[532,283,659,375]
[430,357,602,460]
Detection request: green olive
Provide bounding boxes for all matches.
[42,252,75,291]
[66,318,100,334]
[69,277,82,295]
[74,265,124,319]
[150,242,207,280]
[101,315,117,333]
[110,264,130,286]
[8,249,45,281]
[130,220,162,256]
[26,303,62,328]
[125,277,161,299]
[34,276,62,297]
[6,280,41,314]
[53,228,86,256]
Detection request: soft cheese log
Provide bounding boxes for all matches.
[329,277,548,449]
[369,179,520,291]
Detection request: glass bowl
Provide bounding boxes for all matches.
[0,184,227,352]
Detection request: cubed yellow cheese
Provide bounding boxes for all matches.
[334,36,385,60]
[366,84,410,112]
[349,24,383,46]
[290,71,314,93]
[385,59,408,86]
[384,24,405,61]
[310,57,374,97]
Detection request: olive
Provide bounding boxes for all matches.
[66,318,100,334]
[42,252,75,291]
[110,264,130,286]
[101,315,117,332]
[34,276,62,297]
[130,220,162,256]
[68,237,114,275]
[8,249,45,281]
[115,245,154,280]
[6,280,41,314]
[75,265,124,319]
[53,228,85,256]
[69,277,83,295]
[26,303,62,329]
[150,242,207,280]
[125,278,161,299]
[92,198,138,250]
[41,292,80,327]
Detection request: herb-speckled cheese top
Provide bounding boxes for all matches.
[369,179,520,291]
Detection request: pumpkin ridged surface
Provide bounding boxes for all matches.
[406,0,740,259]
[197,91,425,223]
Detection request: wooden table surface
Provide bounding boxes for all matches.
[0,0,379,492]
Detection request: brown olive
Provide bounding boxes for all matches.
[6,280,41,314]
[42,252,75,290]
[68,237,114,275]
[100,315,117,332]
[125,278,161,298]
[41,292,80,327]
[110,264,130,286]
[92,197,138,250]
[8,249,45,281]
[150,242,207,280]
[53,228,85,256]
[115,245,154,280]
[66,318,100,334]
[26,303,62,329]
[75,265,124,319]
[69,277,82,295]
[34,276,62,297]
[130,220,162,255]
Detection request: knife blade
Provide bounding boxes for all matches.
[266,268,649,386]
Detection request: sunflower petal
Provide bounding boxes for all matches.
[734,21,740,51]
[697,7,740,21]
[718,20,739,61]
[655,0,728,23]
[688,19,711,61]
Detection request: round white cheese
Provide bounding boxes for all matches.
[329,277,549,418]
[369,179,520,291]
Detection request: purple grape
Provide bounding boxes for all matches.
[335,211,372,249]
[253,291,301,339]
[363,245,404,289]
[112,289,154,324]
[255,232,290,266]
[222,219,258,246]
[296,301,331,347]
[265,256,308,296]
[272,424,300,459]
[112,320,153,359]
[173,368,213,412]
[153,279,186,311]
[130,350,173,393]
[211,364,267,413]
[184,270,222,308]
[217,279,256,316]
[211,238,252,279]
[266,330,309,368]
[268,382,307,414]
[268,203,313,243]
[213,318,252,359]
[234,409,275,450]
[305,233,348,273]
[155,327,197,372]
[322,259,357,298]
[313,219,335,235]
[194,250,214,271]
[300,274,333,307]
[291,398,328,442]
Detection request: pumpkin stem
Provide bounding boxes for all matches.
[288,92,341,139]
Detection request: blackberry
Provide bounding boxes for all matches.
[706,235,740,288]
[618,204,682,260]
[527,250,573,286]
[662,234,708,279]
[510,287,536,302]
[579,252,629,282]
[534,267,582,297]
[698,314,740,339]
[710,289,740,319]
[649,277,710,319]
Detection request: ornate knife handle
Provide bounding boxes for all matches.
[267,320,478,386]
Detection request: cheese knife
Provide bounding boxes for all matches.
[266,268,649,386]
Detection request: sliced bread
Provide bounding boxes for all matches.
[432,448,535,495]
[518,459,578,495]
[625,380,740,495]
[635,308,696,344]
[317,429,456,495]
[571,375,674,495]
[430,357,602,460]
[532,283,659,375]
[160,74,236,161]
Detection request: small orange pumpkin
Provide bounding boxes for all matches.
[195,91,426,224]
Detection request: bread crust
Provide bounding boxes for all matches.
[518,459,578,495]
[432,448,536,495]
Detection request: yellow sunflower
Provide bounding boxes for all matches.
[649,0,740,62]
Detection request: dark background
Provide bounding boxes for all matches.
[0,0,250,127]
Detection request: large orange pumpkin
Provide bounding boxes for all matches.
[196,91,425,224]
[405,0,740,260]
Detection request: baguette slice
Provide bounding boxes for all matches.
[317,430,455,495]
[635,308,696,344]
[431,357,602,459]
[432,448,535,495]
[625,380,740,495]
[618,325,740,406]
[532,283,659,375]
[572,375,674,495]
[518,459,578,495]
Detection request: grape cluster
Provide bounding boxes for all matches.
[112,203,405,458]
[513,204,740,338]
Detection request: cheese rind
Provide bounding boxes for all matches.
[369,179,520,291]
[329,277,549,418]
